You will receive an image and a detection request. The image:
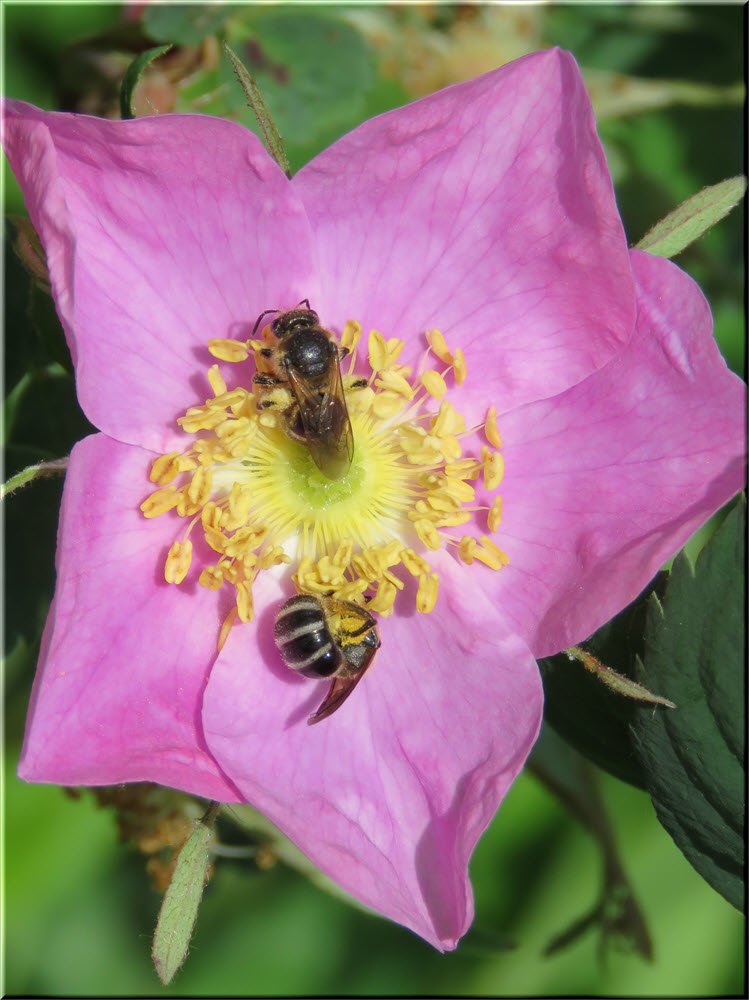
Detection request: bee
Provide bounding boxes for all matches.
[253,301,360,481]
[273,594,380,725]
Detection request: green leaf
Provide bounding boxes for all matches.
[143,3,233,45]
[152,803,218,986]
[223,10,375,146]
[223,43,290,176]
[636,176,747,258]
[631,497,745,912]
[119,44,173,120]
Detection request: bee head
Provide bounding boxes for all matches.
[272,308,319,340]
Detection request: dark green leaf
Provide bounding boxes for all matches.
[631,497,745,912]
[143,3,233,46]
[119,44,173,120]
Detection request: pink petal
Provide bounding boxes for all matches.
[294,49,635,410]
[1,102,318,453]
[202,552,543,948]
[488,250,746,656]
[19,433,240,801]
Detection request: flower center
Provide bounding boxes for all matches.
[141,318,508,643]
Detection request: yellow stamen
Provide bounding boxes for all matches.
[453,348,467,385]
[416,573,439,613]
[142,322,507,636]
[482,447,505,491]
[426,328,453,364]
[421,369,447,399]
[484,406,502,448]
[164,540,193,584]
[488,495,503,533]
[208,339,250,363]
[207,364,227,397]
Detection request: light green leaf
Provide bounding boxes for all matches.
[151,804,217,986]
[636,176,747,258]
[119,44,173,120]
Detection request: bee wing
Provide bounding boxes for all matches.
[307,668,370,726]
[286,352,354,479]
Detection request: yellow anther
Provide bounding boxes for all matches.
[427,493,461,513]
[368,330,405,372]
[340,320,362,354]
[199,565,225,590]
[208,339,250,363]
[474,536,510,570]
[488,495,503,533]
[445,458,481,480]
[436,511,472,528]
[141,486,181,518]
[372,391,407,420]
[458,536,477,564]
[332,540,354,567]
[207,364,227,397]
[432,401,465,437]
[223,526,264,559]
[207,389,248,411]
[376,370,414,399]
[401,548,431,576]
[438,434,462,461]
[201,502,223,530]
[426,328,453,364]
[149,452,182,485]
[484,406,502,448]
[186,466,213,507]
[334,579,369,603]
[414,519,442,550]
[441,476,475,503]
[416,573,439,613]
[164,540,193,585]
[421,369,447,399]
[203,525,227,554]
[236,580,255,622]
[178,405,228,433]
[258,411,279,428]
[482,447,505,491]
[367,580,397,617]
[227,484,253,524]
[453,348,467,385]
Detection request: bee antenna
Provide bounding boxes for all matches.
[299,298,312,310]
[253,308,279,337]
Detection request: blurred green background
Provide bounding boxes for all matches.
[4,3,745,995]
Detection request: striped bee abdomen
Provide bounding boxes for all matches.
[273,596,342,678]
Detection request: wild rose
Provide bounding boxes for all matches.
[3,49,745,950]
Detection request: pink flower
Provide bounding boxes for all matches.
[3,49,744,949]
